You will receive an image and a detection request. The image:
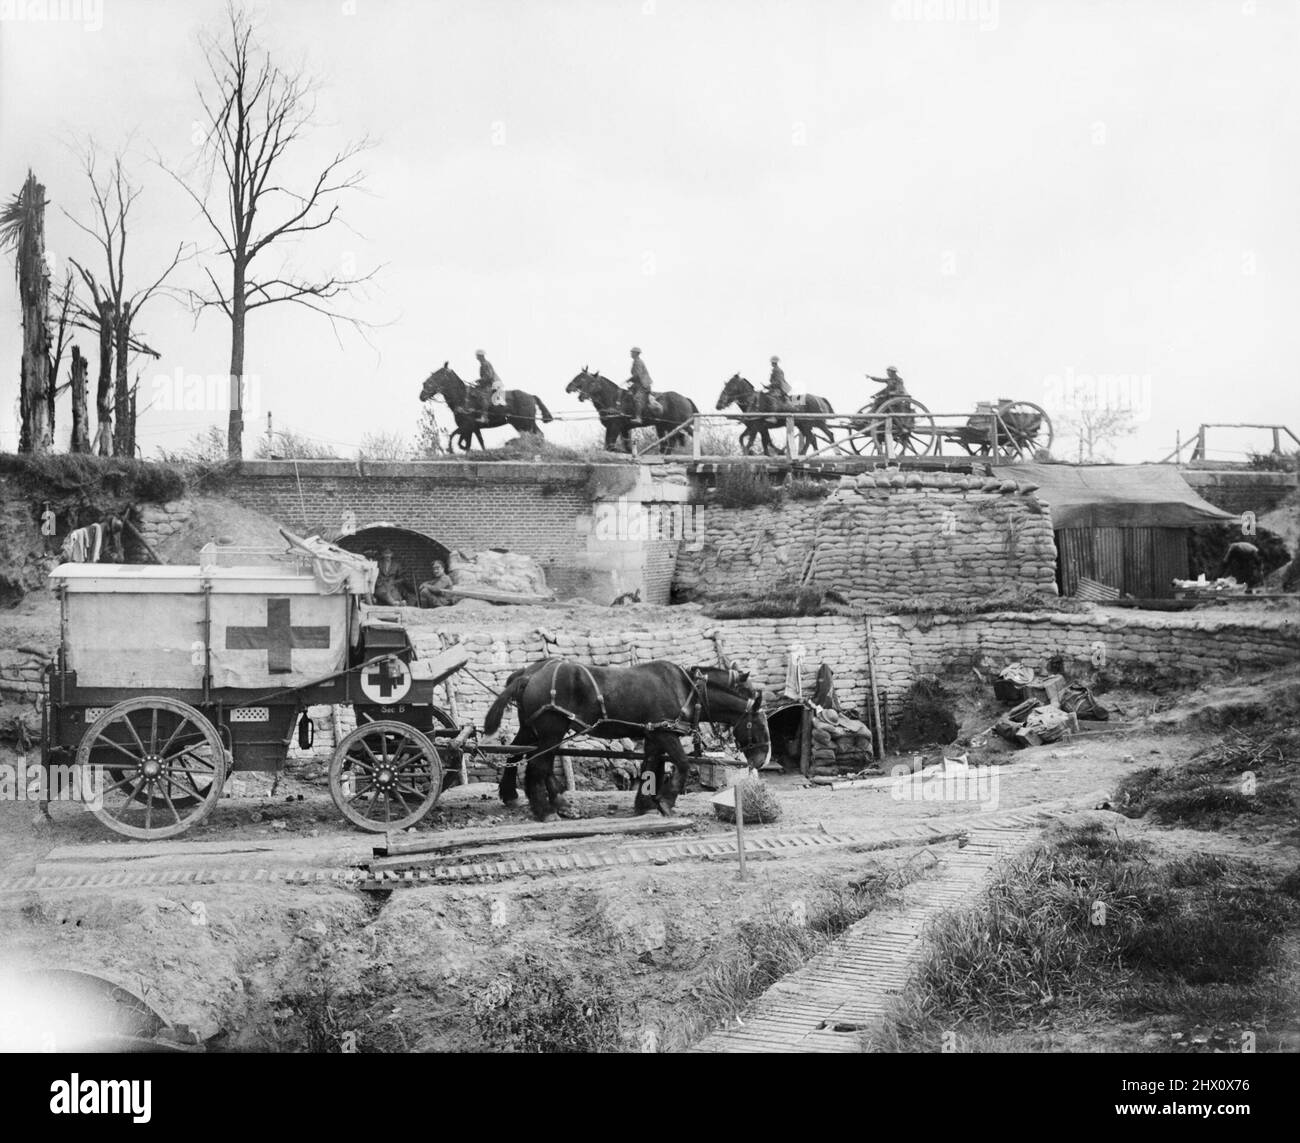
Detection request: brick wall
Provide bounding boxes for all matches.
[223,462,593,564]
[1180,469,1298,517]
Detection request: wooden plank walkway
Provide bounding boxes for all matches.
[692,824,1035,1053]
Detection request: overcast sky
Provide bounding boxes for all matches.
[1,0,1297,462]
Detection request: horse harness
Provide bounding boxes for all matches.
[525,659,757,737]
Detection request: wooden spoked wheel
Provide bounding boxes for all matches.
[330,721,443,832]
[847,396,936,456]
[996,401,1053,460]
[78,698,227,840]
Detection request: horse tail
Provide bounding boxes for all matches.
[485,667,532,734]
[533,394,554,423]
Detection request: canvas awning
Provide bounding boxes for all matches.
[993,464,1236,530]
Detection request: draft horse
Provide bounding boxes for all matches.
[565,368,698,454]
[483,659,770,821]
[715,374,836,455]
[419,363,554,451]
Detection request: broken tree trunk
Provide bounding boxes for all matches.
[69,346,90,453]
[14,172,52,453]
[112,300,132,456]
[94,299,113,456]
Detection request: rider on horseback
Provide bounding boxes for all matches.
[474,349,506,419]
[627,347,661,423]
[766,355,792,409]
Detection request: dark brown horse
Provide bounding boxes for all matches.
[716,374,835,455]
[484,659,770,821]
[565,368,698,454]
[419,363,554,451]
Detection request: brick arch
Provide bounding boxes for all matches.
[335,524,452,588]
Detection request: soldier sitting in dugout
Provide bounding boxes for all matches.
[417,559,456,609]
[373,548,412,606]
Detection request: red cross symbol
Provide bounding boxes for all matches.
[366,659,406,699]
[226,598,331,674]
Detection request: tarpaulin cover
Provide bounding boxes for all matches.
[65,592,348,690]
[993,464,1236,529]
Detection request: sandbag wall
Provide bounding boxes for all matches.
[674,471,1060,609]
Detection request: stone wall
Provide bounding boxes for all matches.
[137,499,196,554]
[675,471,1059,610]
[0,644,50,710]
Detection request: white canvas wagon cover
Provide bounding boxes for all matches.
[51,564,352,691]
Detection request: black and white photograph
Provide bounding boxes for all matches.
[0,0,1295,1107]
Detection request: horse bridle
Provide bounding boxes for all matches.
[687,666,764,735]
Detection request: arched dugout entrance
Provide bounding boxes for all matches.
[333,524,451,605]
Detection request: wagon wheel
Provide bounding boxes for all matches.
[995,401,1053,461]
[78,698,227,840]
[847,397,936,456]
[357,704,463,790]
[330,721,443,832]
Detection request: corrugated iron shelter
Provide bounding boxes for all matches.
[993,464,1235,599]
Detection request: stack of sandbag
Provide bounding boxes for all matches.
[809,706,873,772]
[450,549,553,599]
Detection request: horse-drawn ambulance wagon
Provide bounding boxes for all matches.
[41,531,468,840]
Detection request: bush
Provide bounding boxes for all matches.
[0,453,186,504]
[870,822,1300,1047]
[787,478,832,501]
[711,465,783,509]
[472,956,626,1052]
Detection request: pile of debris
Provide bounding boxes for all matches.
[984,664,1112,748]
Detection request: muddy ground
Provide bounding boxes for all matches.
[2,664,1297,1051]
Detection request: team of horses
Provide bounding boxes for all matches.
[417,363,836,455]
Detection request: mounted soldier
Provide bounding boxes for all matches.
[474,349,506,419]
[766,355,792,407]
[866,365,909,412]
[627,347,661,422]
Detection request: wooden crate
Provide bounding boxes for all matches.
[694,754,747,791]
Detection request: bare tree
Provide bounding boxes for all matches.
[1,171,52,453]
[166,3,377,459]
[254,426,337,459]
[46,270,76,439]
[358,430,413,461]
[1058,402,1137,463]
[414,405,445,456]
[64,145,184,455]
